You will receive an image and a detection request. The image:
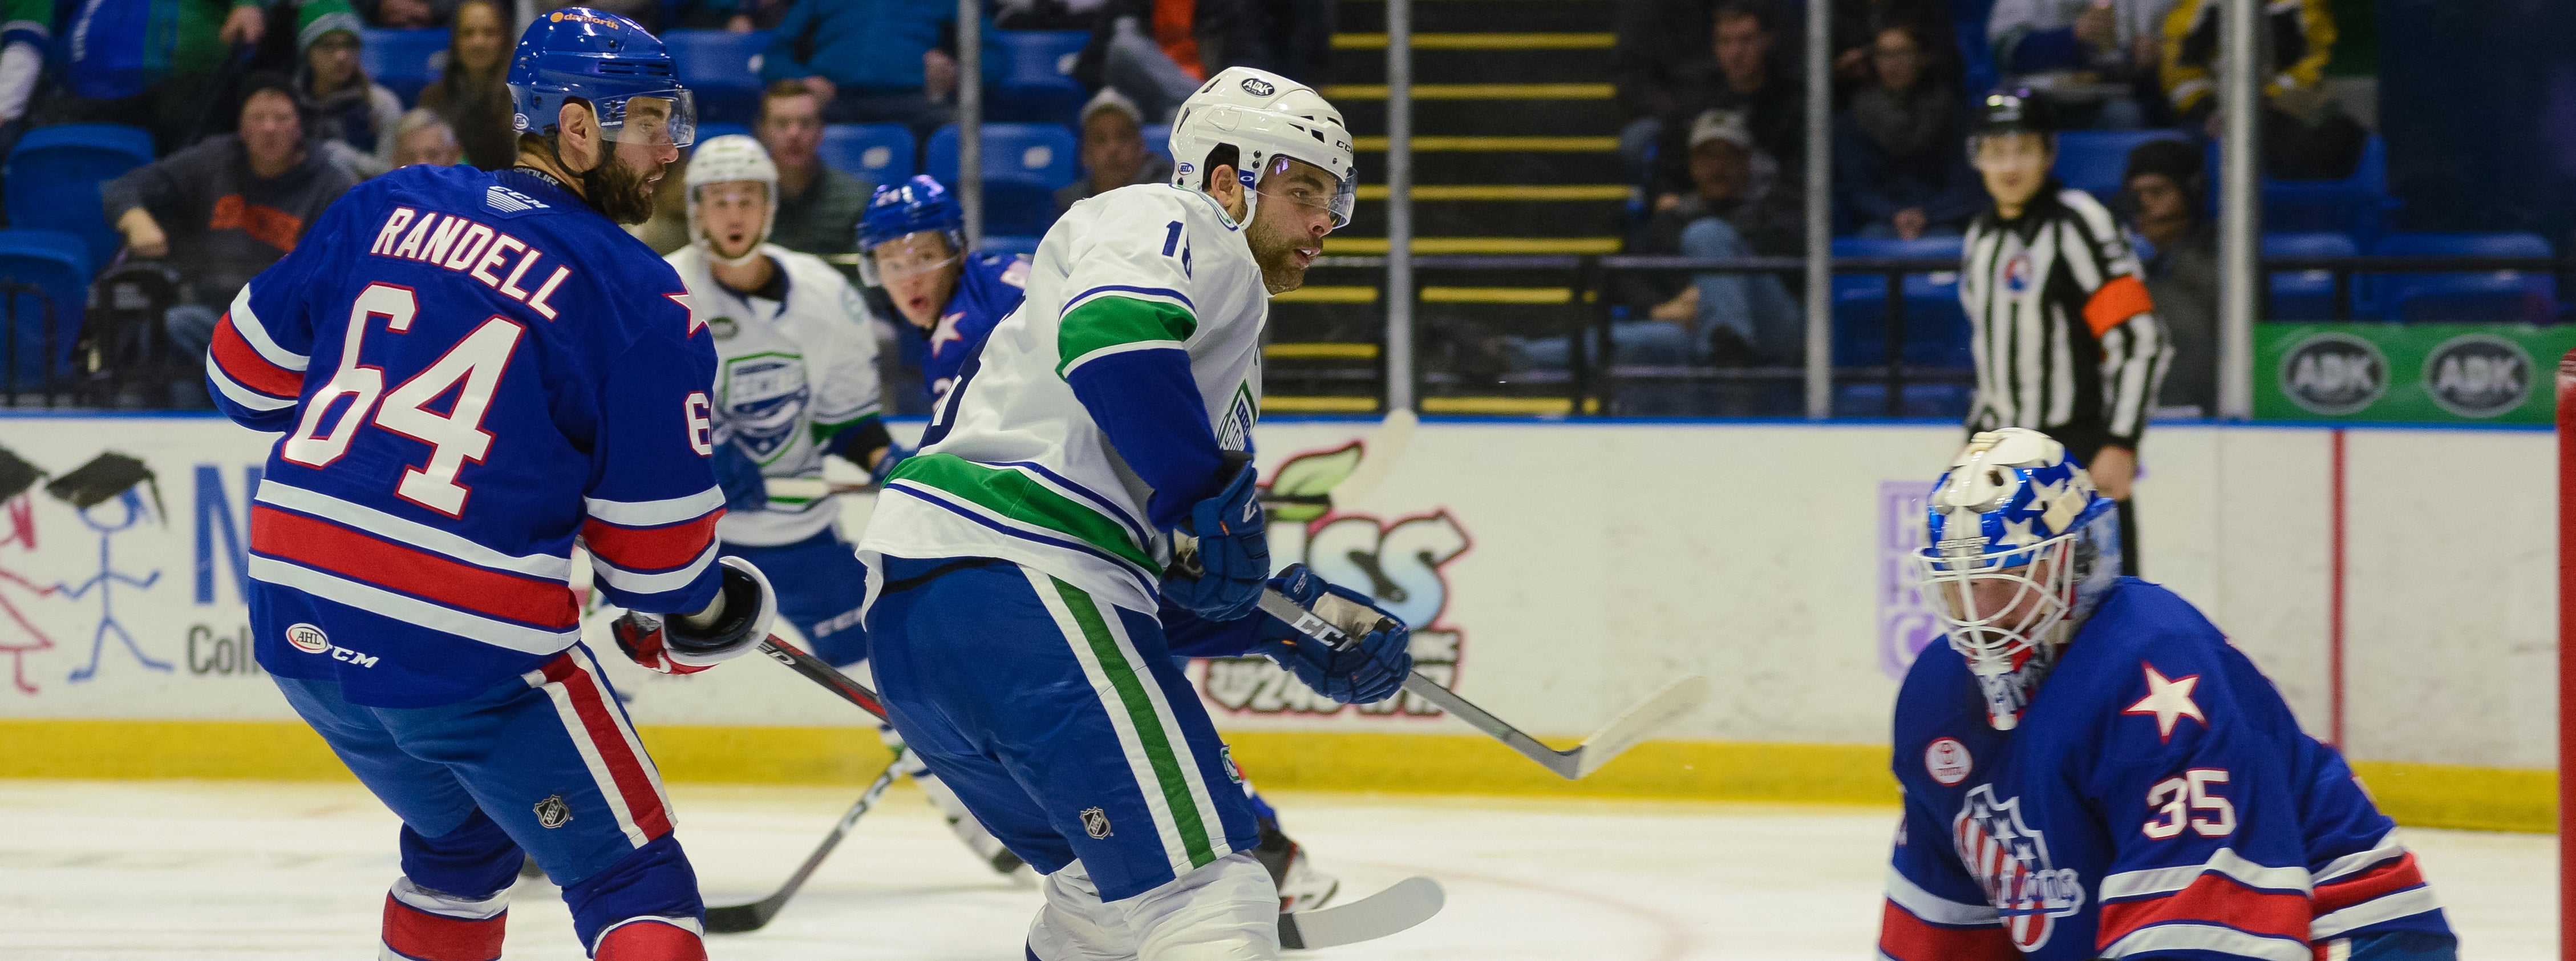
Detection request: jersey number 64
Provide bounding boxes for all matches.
[280,282,526,519]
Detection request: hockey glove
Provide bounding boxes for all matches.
[712,441,767,514]
[614,556,778,673]
[1162,452,1268,621]
[869,442,913,487]
[1251,564,1412,705]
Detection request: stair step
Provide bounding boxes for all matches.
[1355,135,1617,151]
[1343,197,1624,237]
[1339,0,1620,35]
[1323,236,1622,254]
[1332,32,1613,49]
[1324,83,1613,100]
[1356,185,1629,200]
[1337,99,1621,139]
[1331,47,1615,86]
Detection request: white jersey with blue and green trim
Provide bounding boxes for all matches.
[667,243,884,547]
[857,183,1266,613]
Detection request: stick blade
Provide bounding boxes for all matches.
[703,897,782,934]
[1279,875,1444,950]
[1570,675,1711,778]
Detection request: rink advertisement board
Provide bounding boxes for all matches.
[2254,321,2576,423]
[0,413,2557,819]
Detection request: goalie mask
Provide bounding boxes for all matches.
[1914,427,2121,730]
[683,135,777,268]
[1165,66,1357,229]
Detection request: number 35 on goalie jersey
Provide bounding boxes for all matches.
[206,166,726,708]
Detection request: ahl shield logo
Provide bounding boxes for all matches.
[1080,806,1112,839]
[285,623,330,655]
[719,353,813,461]
[533,794,573,829]
[2422,333,2531,418]
[1954,785,2084,951]
[2279,332,2387,415]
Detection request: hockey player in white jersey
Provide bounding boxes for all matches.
[664,135,1027,879]
[857,68,1413,960]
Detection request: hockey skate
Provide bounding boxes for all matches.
[1253,818,1339,913]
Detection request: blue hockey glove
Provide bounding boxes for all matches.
[869,443,913,487]
[712,440,767,513]
[1162,453,1267,621]
[1252,564,1412,705]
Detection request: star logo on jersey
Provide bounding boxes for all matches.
[930,310,966,356]
[669,293,704,337]
[1953,785,2083,951]
[2123,663,2206,743]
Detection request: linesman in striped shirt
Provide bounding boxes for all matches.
[1958,90,2170,574]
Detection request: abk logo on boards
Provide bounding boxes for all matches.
[2279,332,2387,415]
[2422,333,2531,418]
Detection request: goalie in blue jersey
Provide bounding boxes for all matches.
[1880,427,2454,961]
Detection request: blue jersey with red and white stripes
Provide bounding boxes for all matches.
[898,251,1029,401]
[208,165,727,708]
[1881,579,2450,961]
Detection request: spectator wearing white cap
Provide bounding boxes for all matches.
[1054,88,1174,213]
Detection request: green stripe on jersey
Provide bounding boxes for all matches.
[885,453,1161,576]
[1050,577,1218,869]
[1058,297,1197,378]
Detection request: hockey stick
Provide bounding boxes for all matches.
[748,637,1443,948]
[765,476,1331,510]
[703,747,906,934]
[1253,591,1709,780]
[1322,408,1416,508]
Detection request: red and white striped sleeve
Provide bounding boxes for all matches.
[578,283,727,615]
[2307,832,2441,942]
[2094,847,2316,959]
[580,487,724,611]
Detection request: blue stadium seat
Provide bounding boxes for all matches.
[1830,236,1970,368]
[2051,130,2189,204]
[663,29,771,126]
[2262,232,2358,321]
[359,28,447,106]
[927,124,1079,236]
[990,30,1088,126]
[1141,123,1172,163]
[0,230,92,389]
[6,123,154,272]
[2369,232,2557,324]
[819,123,914,182]
[2264,135,2399,247]
[979,234,1040,256]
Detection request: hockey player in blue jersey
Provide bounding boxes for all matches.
[856,68,1398,959]
[858,175,1031,403]
[204,11,778,960]
[1880,427,2453,961]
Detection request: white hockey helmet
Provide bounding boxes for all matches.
[1165,66,1356,228]
[684,134,779,267]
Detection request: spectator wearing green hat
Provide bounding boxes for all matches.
[297,0,402,177]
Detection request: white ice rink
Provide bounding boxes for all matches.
[0,780,2555,959]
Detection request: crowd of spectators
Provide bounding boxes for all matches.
[1607,0,2376,412]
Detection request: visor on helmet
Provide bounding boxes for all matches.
[857,230,961,287]
[592,88,696,147]
[1257,154,1356,229]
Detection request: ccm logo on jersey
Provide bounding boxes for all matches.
[366,207,574,319]
[283,623,380,667]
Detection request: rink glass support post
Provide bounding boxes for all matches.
[2558,348,2575,961]
[955,0,982,249]
[1381,0,1415,415]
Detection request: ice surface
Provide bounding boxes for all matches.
[0,780,2551,959]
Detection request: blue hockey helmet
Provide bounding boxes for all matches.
[856,175,965,286]
[1913,428,2121,727]
[508,8,695,148]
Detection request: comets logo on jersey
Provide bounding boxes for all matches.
[720,354,814,461]
[1953,785,2083,951]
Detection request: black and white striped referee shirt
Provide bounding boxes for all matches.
[1958,185,2172,458]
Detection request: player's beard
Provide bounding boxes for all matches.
[1244,205,1311,295]
[583,150,662,225]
